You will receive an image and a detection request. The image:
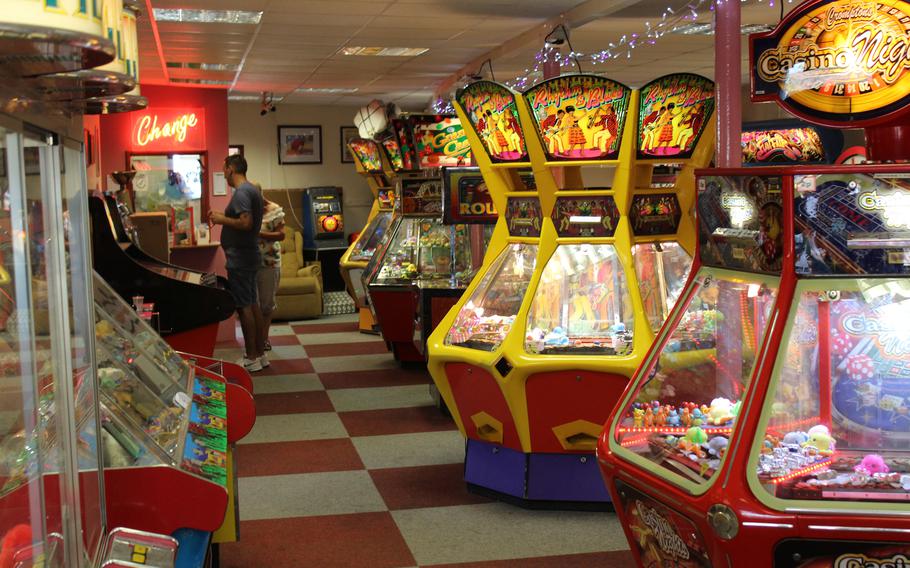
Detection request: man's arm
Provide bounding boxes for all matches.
[210,210,253,231]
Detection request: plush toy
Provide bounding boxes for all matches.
[691,408,705,427]
[802,425,836,456]
[633,408,644,428]
[782,431,809,446]
[855,454,889,475]
[667,409,681,427]
[708,398,735,426]
[644,407,655,428]
[543,327,569,347]
[0,524,32,568]
[681,407,692,427]
[707,436,728,457]
[685,426,708,445]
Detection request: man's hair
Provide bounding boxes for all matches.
[224,154,248,174]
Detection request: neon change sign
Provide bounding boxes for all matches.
[131,108,205,151]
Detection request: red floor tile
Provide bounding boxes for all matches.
[369,463,490,511]
[265,334,301,347]
[339,405,456,437]
[254,390,334,415]
[291,322,359,334]
[429,551,635,567]
[255,357,314,375]
[319,367,431,389]
[235,439,363,477]
[304,341,389,358]
[218,513,416,568]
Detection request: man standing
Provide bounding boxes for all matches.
[209,154,265,371]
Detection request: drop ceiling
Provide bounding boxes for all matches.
[139,0,801,109]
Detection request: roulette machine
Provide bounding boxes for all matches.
[340,137,398,333]
[598,1,910,565]
[427,73,715,505]
[90,193,234,357]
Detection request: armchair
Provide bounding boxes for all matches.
[272,227,323,321]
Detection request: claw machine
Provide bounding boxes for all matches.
[340,138,397,333]
[599,1,910,564]
[428,74,715,505]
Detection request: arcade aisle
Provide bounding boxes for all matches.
[211,315,633,567]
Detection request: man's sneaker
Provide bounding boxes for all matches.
[238,356,262,372]
[265,340,272,351]
[259,353,270,368]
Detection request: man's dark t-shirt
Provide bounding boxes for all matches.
[221,181,263,269]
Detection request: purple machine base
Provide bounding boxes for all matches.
[464,439,612,508]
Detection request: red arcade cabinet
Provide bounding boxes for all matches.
[598,1,910,565]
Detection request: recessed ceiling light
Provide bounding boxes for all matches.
[341,47,429,57]
[670,22,773,35]
[153,9,263,25]
[170,78,232,85]
[166,62,241,72]
[296,87,359,94]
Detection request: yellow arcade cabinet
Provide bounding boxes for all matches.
[427,73,715,505]
[340,138,397,333]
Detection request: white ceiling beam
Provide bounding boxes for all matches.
[433,0,640,97]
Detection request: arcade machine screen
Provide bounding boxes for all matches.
[632,242,692,331]
[753,172,910,503]
[445,243,538,351]
[524,244,633,355]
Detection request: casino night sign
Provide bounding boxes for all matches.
[750,0,910,127]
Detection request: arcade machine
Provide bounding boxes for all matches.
[414,167,497,358]
[428,73,715,505]
[302,185,346,292]
[340,138,397,333]
[364,114,480,362]
[90,193,235,357]
[742,120,843,165]
[598,1,910,565]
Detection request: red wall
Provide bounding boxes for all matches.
[98,84,231,273]
[99,85,237,342]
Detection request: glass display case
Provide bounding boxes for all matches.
[370,218,487,287]
[445,243,538,351]
[92,272,228,486]
[613,268,778,488]
[631,242,692,331]
[525,244,633,355]
[349,211,393,263]
[752,279,910,503]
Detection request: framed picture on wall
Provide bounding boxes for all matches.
[278,125,322,165]
[340,126,359,163]
[228,144,244,157]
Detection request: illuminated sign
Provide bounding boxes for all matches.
[131,108,205,151]
[409,115,472,168]
[741,127,825,164]
[751,0,910,126]
[523,74,631,161]
[551,196,619,237]
[457,81,528,163]
[443,168,497,225]
[637,73,714,159]
[348,138,383,172]
[857,189,910,228]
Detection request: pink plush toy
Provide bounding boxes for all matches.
[855,454,889,475]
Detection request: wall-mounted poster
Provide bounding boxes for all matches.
[457,81,528,163]
[523,74,631,161]
[278,125,322,165]
[340,126,359,163]
[637,73,714,159]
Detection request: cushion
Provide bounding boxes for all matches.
[278,277,318,295]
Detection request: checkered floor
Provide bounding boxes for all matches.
[213,314,633,567]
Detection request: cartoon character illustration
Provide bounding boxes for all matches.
[539,107,565,155]
[562,105,589,153]
[589,106,615,153]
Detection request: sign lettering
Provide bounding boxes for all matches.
[635,502,690,560]
[131,108,205,151]
[750,0,910,125]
